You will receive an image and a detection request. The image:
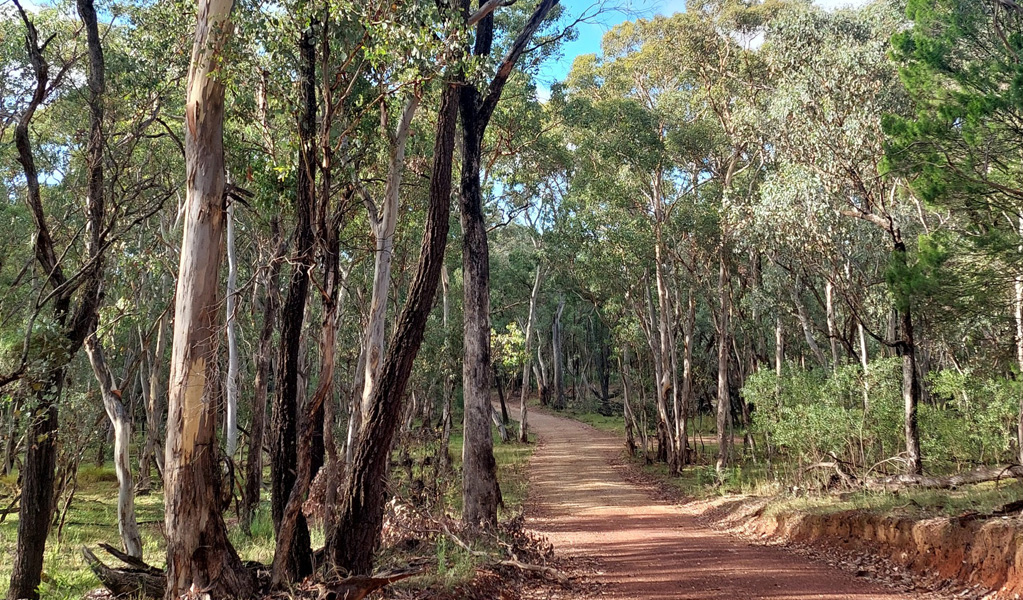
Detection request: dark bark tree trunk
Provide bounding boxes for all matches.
[163,0,257,596]
[328,81,456,575]
[9,379,61,600]
[460,76,501,530]
[459,0,560,531]
[619,348,638,456]
[895,241,923,476]
[269,23,317,582]
[8,3,105,596]
[495,364,509,424]
[2,395,22,476]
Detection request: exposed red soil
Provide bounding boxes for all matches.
[707,500,1023,599]
[521,408,929,599]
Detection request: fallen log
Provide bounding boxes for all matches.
[498,558,570,585]
[864,465,1023,491]
[82,545,164,599]
[314,568,424,600]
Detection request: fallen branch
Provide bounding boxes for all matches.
[82,545,164,599]
[497,558,570,585]
[314,568,424,600]
[0,492,21,524]
[804,459,858,489]
[98,542,163,575]
[438,519,569,585]
[863,465,1023,491]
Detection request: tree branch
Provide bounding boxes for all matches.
[476,0,560,131]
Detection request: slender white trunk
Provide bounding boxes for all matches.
[360,97,420,425]
[85,336,143,558]
[519,265,542,442]
[141,305,169,487]
[774,315,784,377]
[858,320,870,411]
[791,278,827,367]
[1016,215,1023,463]
[491,406,509,441]
[716,247,732,474]
[825,279,838,371]
[345,340,367,467]
[225,198,240,457]
[653,225,677,471]
[679,292,695,466]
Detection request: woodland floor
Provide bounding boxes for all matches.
[518,407,948,600]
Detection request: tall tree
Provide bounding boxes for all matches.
[269,20,317,582]
[459,0,560,530]
[887,0,1023,462]
[762,2,924,474]
[163,0,258,595]
[328,79,458,575]
[7,2,108,596]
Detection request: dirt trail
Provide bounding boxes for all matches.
[521,409,916,600]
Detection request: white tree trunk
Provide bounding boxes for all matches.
[84,335,143,558]
[141,305,169,488]
[858,320,870,411]
[360,97,420,425]
[1015,214,1023,465]
[164,0,256,593]
[825,279,838,371]
[518,265,542,442]
[791,278,827,367]
[716,248,732,474]
[775,314,784,377]
[653,227,678,470]
[224,198,240,457]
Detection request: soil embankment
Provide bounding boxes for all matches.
[702,496,1023,598]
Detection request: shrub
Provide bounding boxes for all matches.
[744,358,1019,482]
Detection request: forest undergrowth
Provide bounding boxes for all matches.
[0,423,546,600]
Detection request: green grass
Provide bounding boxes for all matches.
[762,479,1023,518]
[0,465,167,600]
[443,427,537,519]
[563,409,624,433]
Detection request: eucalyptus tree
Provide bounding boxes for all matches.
[1,3,140,596]
[486,76,570,440]
[759,1,926,474]
[561,1,773,472]
[564,46,686,472]
[163,0,260,594]
[458,0,564,530]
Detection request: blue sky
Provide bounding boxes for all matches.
[540,0,871,86]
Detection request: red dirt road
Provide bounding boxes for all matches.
[522,409,916,600]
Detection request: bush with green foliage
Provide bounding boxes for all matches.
[745,358,1019,481]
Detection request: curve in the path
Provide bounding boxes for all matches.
[521,408,916,600]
